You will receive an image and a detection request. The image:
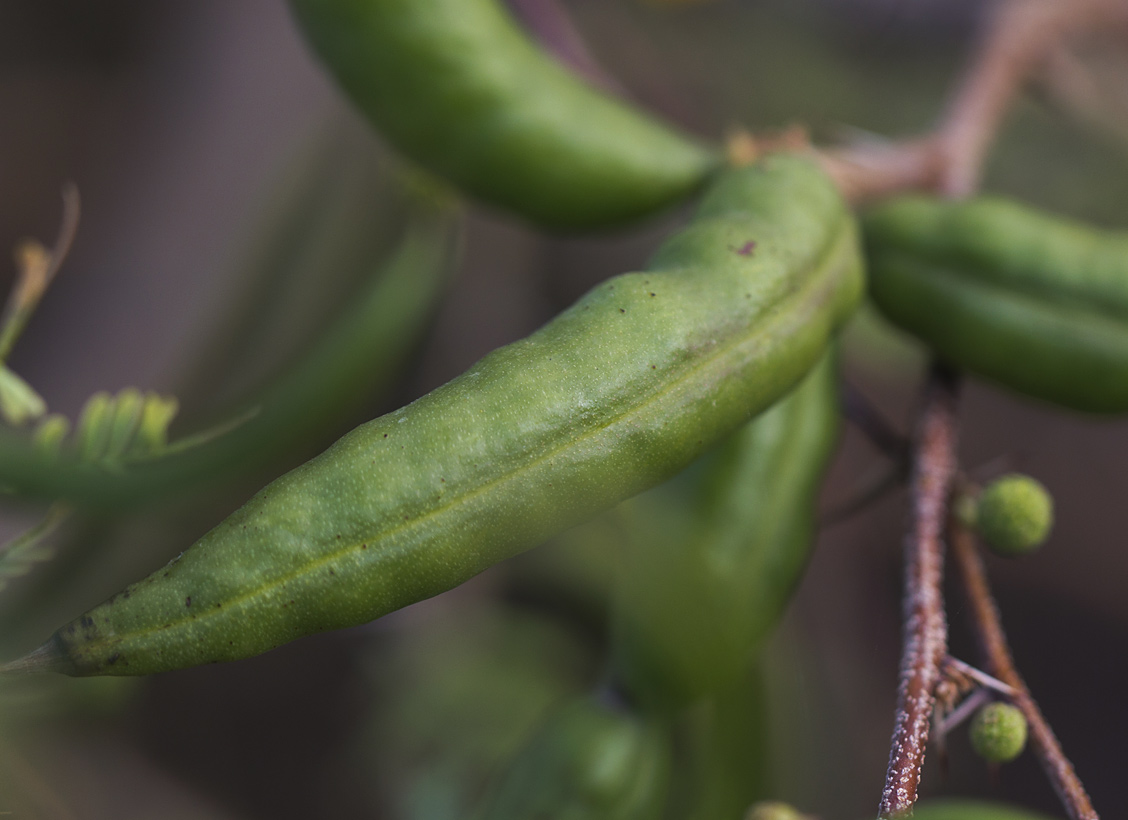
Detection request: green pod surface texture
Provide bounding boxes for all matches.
[612,350,839,711]
[478,697,671,820]
[865,195,1128,413]
[16,156,863,677]
[286,0,718,229]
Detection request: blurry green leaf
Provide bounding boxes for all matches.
[132,392,179,455]
[76,392,114,463]
[0,367,46,426]
[103,387,145,461]
[32,414,69,460]
[0,504,69,593]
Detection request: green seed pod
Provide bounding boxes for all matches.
[975,474,1053,557]
[864,195,1128,413]
[7,156,863,677]
[286,0,718,230]
[969,702,1028,763]
[676,666,771,820]
[869,800,1054,820]
[479,697,671,820]
[611,350,839,711]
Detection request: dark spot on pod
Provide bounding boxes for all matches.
[619,308,625,313]
[290,600,295,605]
[649,292,656,297]
[164,572,170,578]
[329,569,335,575]
[80,615,94,629]
[650,365,656,369]
[122,590,130,599]
[185,596,192,608]
[107,653,120,666]
[361,544,368,549]
[383,433,388,438]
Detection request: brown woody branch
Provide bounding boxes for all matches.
[878,364,961,819]
[950,521,1099,820]
[817,0,1128,204]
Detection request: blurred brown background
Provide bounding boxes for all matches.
[1,1,1127,818]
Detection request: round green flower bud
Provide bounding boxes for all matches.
[969,702,1027,763]
[975,474,1053,557]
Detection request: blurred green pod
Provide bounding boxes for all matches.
[865,195,1128,413]
[9,156,862,677]
[286,0,718,230]
[611,351,839,711]
[365,605,594,820]
[478,697,671,820]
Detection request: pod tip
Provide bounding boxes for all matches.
[0,642,65,676]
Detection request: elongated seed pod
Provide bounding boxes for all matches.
[611,349,839,711]
[9,156,863,677]
[865,195,1128,413]
[286,0,718,229]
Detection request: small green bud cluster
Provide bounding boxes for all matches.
[969,702,1028,763]
[973,474,1054,557]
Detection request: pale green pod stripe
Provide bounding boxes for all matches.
[866,195,1128,413]
[14,156,863,676]
[287,0,718,229]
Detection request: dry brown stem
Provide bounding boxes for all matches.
[878,364,961,819]
[950,521,1099,820]
[816,0,1128,203]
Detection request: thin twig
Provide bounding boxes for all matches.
[950,520,1099,820]
[939,0,1128,197]
[841,381,909,461]
[813,0,1128,203]
[0,184,80,364]
[878,364,961,819]
[820,462,904,527]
